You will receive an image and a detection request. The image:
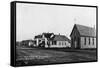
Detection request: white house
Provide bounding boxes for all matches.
[34,33,71,48]
[47,34,71,48]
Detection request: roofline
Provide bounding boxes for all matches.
[70,24,80,37]
[75,24,96,29]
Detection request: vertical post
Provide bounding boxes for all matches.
[45,38,48,48]
[36,39,39,46]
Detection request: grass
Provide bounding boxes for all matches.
[16,47,97,66]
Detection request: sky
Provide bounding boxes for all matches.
[16,3,96,41]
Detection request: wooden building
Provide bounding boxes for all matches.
[21,40,34,47]
[70,24,96,49]
[48,34,71,48]
[34,33,70,48]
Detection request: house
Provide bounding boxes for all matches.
[70,24,96,49]
[34,33,71,48]
[47,34,71,48]
[16,41,21,46]
[21,39,34,47]
[34,34,45,47]
[34,33,54,47]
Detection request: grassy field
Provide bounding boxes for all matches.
[16,47,97,66]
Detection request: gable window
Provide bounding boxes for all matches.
[84,37,86,45]
[92,38,94,45]
[89,38,90,45]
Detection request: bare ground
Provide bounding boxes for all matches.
[16,47,97,66]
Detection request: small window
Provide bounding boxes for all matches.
[59,42,61,45]
[54,41,56,45]
[93,38,94,45]
[65,42,66,45]
[53,41,56,45]
[89,38,90,45]
[84,37,86,45]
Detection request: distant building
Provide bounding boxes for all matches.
[21,39,34,47]
[70,24,96,49]
[16,41,21,46]
[34,33,70,48]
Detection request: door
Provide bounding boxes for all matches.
[77,37,80,49]
[74,37,80,49]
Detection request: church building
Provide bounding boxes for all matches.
[70,24,96,49]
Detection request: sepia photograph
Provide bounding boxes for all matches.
[11,1,97,67]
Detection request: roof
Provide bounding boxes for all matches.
[21,39,34,43]
[74,24,96,37]
[34,33,70,42]
[53,35,70,42]
[34,33,54,39]
[42,33,54,38]
[34,35,42,38]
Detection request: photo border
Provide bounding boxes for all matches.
[11,1,98,67]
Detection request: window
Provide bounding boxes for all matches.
[62,42,63,45]
[52,41,54,45]
[53,41,56,45]
[89,38,90,45]
[84,37,86,45]
[59,42,61,45]
[54,41,56,45]
[93,38,94,45]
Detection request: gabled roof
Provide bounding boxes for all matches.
[42,33,54,38]
[34,33,54,39]
[72,24,96,37]
[34,35,42,38]
[53,35,70,43]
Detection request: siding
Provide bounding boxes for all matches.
[80,37,96,48]
[50,41,70,48]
